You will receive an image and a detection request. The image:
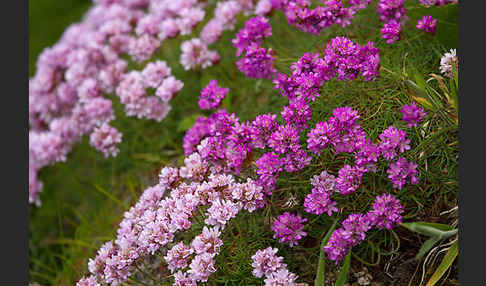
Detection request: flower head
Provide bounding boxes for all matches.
[271,212,307,247]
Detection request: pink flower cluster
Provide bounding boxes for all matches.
[180,38,221,71]
[182,0,271,71]
[303,170,339,216]
[416,15,437,34]
[182,101,311,194]
[251,247,299,285]
[324,193,404,263]
[77,151,266,285]
[89,123,123,157]
[440,48,458,79]
[198,80,229,110]
[116,61,183,121]
[271,212,308,247]
[260,0,371,35]
[307,107,418,192]
[400,102,426,127]
[233,17,276,79]
[419,0,458,7]
[29,0,213,206]
[377,0,408,44]
[274,37,379,104]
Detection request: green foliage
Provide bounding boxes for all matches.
[315,218,339,286]
[334,251,352,286]
[29,0,458,285]
[426,240,458,286]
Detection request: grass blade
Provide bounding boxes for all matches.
[425,240,458,286]
[416,236,441,260]
[315,218,339,286]
[93,184,128,210]
[335,251,352,286]
[400,222,457,239]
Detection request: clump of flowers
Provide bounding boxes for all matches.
[180,38,220,71]
[367,193,404,229]
[273,37,380,105]
[419,0,458,7]
[77,148,270,285]
[304,171,338,216]
[325,213,372,262]
[381,20,401,44]
[401,102,426,127]
[377,0,408,44]
[251,247,286,278]
[324,194,404,263]
[198,80,229,110]
[440,48,458,79]
[271,212,307,247]
[307,107,418,195]
[232,16,272,56]
[387,157,419,189]
[416,15,437,34]
[233,16,276,79]
[89,123,122,158]
[251,247,299,285]
[236,43,277,79]
[271,0,370,35]
[378,126,411,160]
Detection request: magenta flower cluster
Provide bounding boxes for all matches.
[273,37,380,104]
[232,16,272,56]
[233,17,276,79]
[271,212,308,247]
[184,38,380,198]
[416,15,437,34]
[261,0,371,35]
[251,247,298,285]
[307,107,418,192]
[377,0,408,44]
[324,193,404,262]
[304,171,339,216]
[198,80,230,110]
[400,102,426,127]
[419,0,458,7]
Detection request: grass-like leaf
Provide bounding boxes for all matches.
[335,251,352,286]
[416,236,441,260]
[425,240,458,286]
[315,218,339,286]
[400,222,457,239]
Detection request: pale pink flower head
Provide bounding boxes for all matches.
[89,122,122,157]
[76,275,100,286]
[264,268,298,286]
[205,199,241,228]
[251,247,286,278]
[155,76,184,102]
[173,271,197,286]
[141,60,171,88]
[164,241,193,272]
[188,252,217,282]
[191,226,223,254]
[180,38,220,71]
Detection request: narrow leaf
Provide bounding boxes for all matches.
[425,240,458,286]
[400,222,456,238]
[93,184,128,209]
[335,251,351,286]
[416,236,441,260]
[315,219,339,286]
